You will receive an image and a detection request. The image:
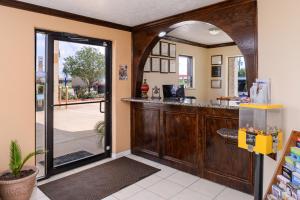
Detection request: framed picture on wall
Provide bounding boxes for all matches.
[160,41,169,57]
[169,59,176,73]
[211,65,221,77]
[211,80,222,89]
[152,43,160,56]
[211,55,223,65]
[119,65,128,80]
[151,57,160,72]
[160,58,169,73]
[144,57,151,72]
[169,43,176,58]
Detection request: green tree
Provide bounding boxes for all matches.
[63,47,105,92]
[238,67,246,77]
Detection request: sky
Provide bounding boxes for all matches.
[36,32,105,79]
[178,56,188,76]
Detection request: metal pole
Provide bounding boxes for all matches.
[65,86,68,109]
[254,153,264,200]
[58,86,61,106]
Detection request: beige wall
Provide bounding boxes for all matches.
[144,41,241,100]
[206,46,242,100]
[180,42,209,100]
[0,6,131,170]
[257,0,300,193]
[143,40,208,99]
[1,1,297,193]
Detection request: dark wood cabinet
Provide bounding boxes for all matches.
[131,103,254,194]
[132,105,160,157]
[162,107,199,173]
[202,108,253,194]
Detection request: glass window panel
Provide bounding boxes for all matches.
[178,56,193,88]
[35,32,46,178]
[53,40,106,167]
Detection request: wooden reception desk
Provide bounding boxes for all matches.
[122,98,254,194]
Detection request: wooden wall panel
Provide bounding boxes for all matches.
[133,106,160,156]
[163,110,198,170]
[202,108,253,194]
[131,103,254,194]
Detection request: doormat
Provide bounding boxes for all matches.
[39,157,160,200]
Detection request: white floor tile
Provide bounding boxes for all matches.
[155,165,177,178]
[147,179,184,199]
[188,178,225,199]
[215,188,253,200]
[34,154,250,200]
[127,189,165,200]
[138,159,161,168]
[171,189,212,200]
[136,175,163,188]
[125,154,142,160]
[30,187,50,200]
[167,171,199,187]
[102,195,118,200]
[125,154,149,163]
[126,155,160,167]
[112,184,143,200]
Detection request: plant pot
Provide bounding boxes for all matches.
[0,166,38,200]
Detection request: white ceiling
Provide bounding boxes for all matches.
[17,0,225,27]
[167,21,233,45]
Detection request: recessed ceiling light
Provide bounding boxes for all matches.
[158,31,167,37]
[209,27,220,35]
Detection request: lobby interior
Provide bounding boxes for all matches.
[0,1,300,200]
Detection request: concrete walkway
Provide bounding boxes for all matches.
[36,103,105,177]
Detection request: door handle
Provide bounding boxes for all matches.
[100,100,108,113]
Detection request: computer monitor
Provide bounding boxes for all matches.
[162,85,185,99]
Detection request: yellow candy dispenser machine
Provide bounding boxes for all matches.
[238,104,283,200]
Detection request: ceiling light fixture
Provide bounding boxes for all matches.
[208,27,220,35]
[158,31,167,37]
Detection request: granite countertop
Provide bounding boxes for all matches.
[121,97,239,110]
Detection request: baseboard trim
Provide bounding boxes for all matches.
[111,150,131,159]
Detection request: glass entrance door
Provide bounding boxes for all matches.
[35,31,112,178]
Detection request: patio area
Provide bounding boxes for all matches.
[36,103,105,177]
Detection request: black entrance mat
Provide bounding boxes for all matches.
[39,150,93,166]
[39,157,160,200]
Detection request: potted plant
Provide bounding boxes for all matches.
[0,141,43,200]
[95,121,105,147]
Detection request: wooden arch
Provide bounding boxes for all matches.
[132,0,257,97]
